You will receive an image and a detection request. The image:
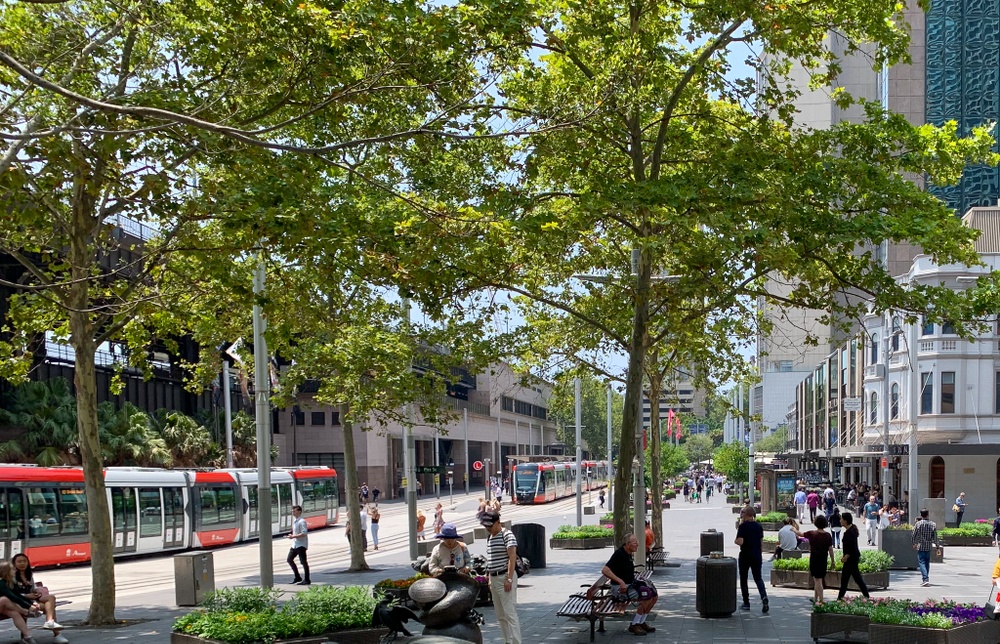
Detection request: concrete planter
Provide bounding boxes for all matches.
[172,627,388,644]
[883,530,945,570]
[769,568,889,590]
[759,522,783,532]
[810,612,871,641]
[549,537,613,549]
[939,535,994,547]
[868,620,1000,644]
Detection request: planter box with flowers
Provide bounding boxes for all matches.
[550,525,615,549]
[939,523,995,547]
[771,550,892,591]
[812,597,1000,644]
[172,586,387,644]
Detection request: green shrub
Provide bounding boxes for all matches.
[552,525,615,539]
[772,549,892,573]
[939,523,991,537]
[600,513,615,523]
[173,585,378,644]
[763,536,778,543]
[759,512,789,523]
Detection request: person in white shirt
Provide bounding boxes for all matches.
[823,486,836,516]
[774,518,800,560]
[287,505,310,585]
[359,505,370,551]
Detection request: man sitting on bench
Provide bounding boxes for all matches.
[599,534,658,636]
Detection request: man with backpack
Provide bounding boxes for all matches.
[481,508,521,644]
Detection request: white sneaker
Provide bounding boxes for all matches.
[52,637,69,644]
[43,621,63,630]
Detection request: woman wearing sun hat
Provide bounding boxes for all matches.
[428,523,472,577]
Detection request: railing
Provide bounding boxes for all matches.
[445,397,491,416]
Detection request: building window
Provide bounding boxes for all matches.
[331,411,340,425]
[779,360,793,372]
[514,399,532,416]
[310,412,325,426]
[942,320,955,335]
[870,334,879,364]
[923,316,934,336]
[891,317,901,352]
[869,392,878,425]
[292,406,305,426]
[891,383,899,419]
[501,396,514,412]
[941,372,955,414]
[921,372,934,414]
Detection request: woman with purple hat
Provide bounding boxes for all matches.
[428,523,472,577]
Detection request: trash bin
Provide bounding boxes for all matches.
[700,529,724,556]
[175,551,215,606]
[696,554,737,617]
[510,523,546,569]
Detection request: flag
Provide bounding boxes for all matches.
[674,415,682,438]
[666,410,675,440]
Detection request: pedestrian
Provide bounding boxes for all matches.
[599,491,606,509]
[428,523,472,577]
[773,517,799,560]
[705,484,712,502]
[847,487,858,513]
[481,508,521,644]
[806,489,821,523]
[830,506,842,549]
[682,482,690,503]
[992,507,1000,550]
[417,480,423,497]
[476,498,487,520]
[372,485,381,503]
[734,506,769,613]
[911,508,939,586]
[359,504,370,551]
[954,492,967,528]
[863,495,881,545]
[370,504,381,551]
[592,533,657,635]
[794,487,807,522]
[287,505,310,585]
[433,502,445,535]
[836,512,870,600]
[823,484,836,516]
[696,481,704,504]
[794,514,835,604]
[416,509,426,541]
[644,520,655,550]
[361,482,369,503]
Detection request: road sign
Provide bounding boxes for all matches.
[416,466,445,474]
[881,457,888,469]
[843,397,862,412]
[472,460,484,471]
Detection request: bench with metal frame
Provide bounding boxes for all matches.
[556,568,653,642]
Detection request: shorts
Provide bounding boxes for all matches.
[809,555,829,579]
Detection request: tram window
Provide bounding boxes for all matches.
[26,488,59,537]
[164,487,184,521]
[542,470,554,491]
[0,488,25,540]
[271,485,280,522]
[276,484,292,519]
[329,477,338,505]
[59,487,87,536]
[199,489,221,527]
[299,481,324,512]
[217,487,236,524]
[138,488,162,537]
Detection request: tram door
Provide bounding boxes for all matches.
[0,489,25,560]
[244,485,260,539]
[110,487,138,554]
[163,487,185,548]
[272,483,293,532]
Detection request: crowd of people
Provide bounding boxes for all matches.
[0,553,67,644]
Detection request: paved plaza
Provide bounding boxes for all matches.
[14,492,999,644]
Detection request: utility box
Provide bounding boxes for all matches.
[175,552,215,606]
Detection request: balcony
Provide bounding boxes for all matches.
[864,364,885,381]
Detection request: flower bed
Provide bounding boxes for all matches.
[771,550,891,590]
[551,525,614,548]
[812,597,1000,644]
[173,586,384,644]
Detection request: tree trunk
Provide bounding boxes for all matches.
[340,404,369,570]
[645,361,663,549]
[613,245,652,546]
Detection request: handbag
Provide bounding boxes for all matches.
[984,584,1000,619]
[514,554,529,578]
[953,504,961,512]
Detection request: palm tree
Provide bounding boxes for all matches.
[97,402,172,467]
[150,409,219,467]
[0,379,79,465]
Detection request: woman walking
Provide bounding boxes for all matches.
[795,514,836,604]
[370,505,381,551]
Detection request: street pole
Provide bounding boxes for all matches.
[222,358,234,469]
[882,323,891,506]
[434,434,440,499]
[907,320,919,517]
[633,411,645,569]
[607,383,613,509]
[485,458,491,501]
[575,377,583,526]
[448,471,454,505]
[252,256,273,588]
[403,298,418,561]
[463,409,470,494]
[748,430,755,507]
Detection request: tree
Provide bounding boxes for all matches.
[755,426,789,454]
[547,373,620,459]
[0,379,78,465]
[714,441,750,490]
[646,442,687,481]
[682,434,714,469]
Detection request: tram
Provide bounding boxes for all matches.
[0,464,339,566]
[512,460,609,504]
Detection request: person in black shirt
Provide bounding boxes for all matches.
[593,534,657,636]
[837,512,870,600]
[734,506,769,613]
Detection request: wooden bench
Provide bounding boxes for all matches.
[646,547,677,571]
[556,568,653,641]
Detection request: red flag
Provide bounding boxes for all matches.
[666,410,675,439]
[674,415,682,438]
[642,429,648,450]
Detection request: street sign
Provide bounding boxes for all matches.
[472,460,484,471]
[843,397,862,412]
[881,457,888,469]
[416,466,445,474]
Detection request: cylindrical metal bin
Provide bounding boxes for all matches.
[695,555,737,617]
[174,551,215,606]
[700,529,724,556]
[510,523,546,569]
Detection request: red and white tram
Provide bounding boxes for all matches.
[512,460,609,504]
[0,464,339,566]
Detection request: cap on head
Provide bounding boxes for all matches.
[480,508,500,527]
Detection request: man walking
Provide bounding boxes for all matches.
[735,506,769,613]
[359,504,370,551]
[911,508,939,586]
[794,487,807,523]
[481,508,521,644]
[863,495,881,545]
[287,505,310,585]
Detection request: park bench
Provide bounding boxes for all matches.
[556,568,653,642]
[645,547,675,571]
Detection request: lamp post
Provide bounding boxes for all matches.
[484,458,491,502]
[448,470,454,504]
